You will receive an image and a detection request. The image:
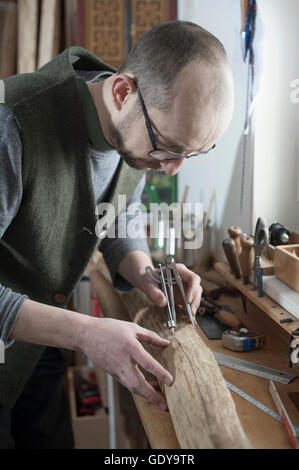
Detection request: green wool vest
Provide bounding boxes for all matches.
[0,46,144,408]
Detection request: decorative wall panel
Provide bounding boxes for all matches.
[85,0,126,69]
[130,0,175,46]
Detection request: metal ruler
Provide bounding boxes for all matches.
[214,352,296,384]
[225,380,299,435]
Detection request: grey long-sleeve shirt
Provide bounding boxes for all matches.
[0,103,150,348]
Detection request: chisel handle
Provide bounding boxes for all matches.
[228,226,242,256]
[217,310,242,329]
[239,234,254,284]
[222,239,241,279]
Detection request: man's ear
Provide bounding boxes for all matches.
[111,74,136,111]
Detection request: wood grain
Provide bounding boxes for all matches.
[88,257,179,449]
[88,254,252,449]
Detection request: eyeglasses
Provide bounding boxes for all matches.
[129,77,216,161]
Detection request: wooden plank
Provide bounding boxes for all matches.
[214,261,299,341]
[196,292,299,449]
[88,254,252,449]
[17,0,39,73]
[274,245,299,293]
[37,0,61,69]
[132,394,179,449]
[0,0,17,78]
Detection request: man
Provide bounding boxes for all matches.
[0,20,234,448]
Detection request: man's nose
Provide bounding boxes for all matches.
[160,158,185,176]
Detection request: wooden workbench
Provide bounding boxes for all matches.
[133,265,299,449]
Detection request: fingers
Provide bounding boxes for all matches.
[127,366,169,410]
[175,264,202,317]
[132,341,173,387]
[149,380,160,391]
[136,327,170,348]
[143,279,166,308]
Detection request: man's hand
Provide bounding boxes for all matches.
[139,263,202,323]
[78,317,173,410]
[118,251,202,323]
[12,297,173,410]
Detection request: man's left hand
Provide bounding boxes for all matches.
[139,263,202,323]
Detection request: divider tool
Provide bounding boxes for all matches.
[146,256,195,333]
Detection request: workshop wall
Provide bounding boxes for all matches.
[253,0,299,235]
[177,0,252,262]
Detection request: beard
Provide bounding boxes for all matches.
[106,107,163,171]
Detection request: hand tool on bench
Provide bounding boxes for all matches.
[199,297,243,329]
[239,234,254,284]
[228,225,243,256]
[222,327,264,352]
[197,297,243,340]
[146,256,195,333]
[253,217,269,297]
[222,238,247,312]
[269,222,290,247]
[222,238,241,279]
[157,263,176,333]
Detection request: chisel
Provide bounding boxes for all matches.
[222,239,241,279]
[228,225,242,256]
[239,234,254,284]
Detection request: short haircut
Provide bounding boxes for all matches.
[118,20,228,111]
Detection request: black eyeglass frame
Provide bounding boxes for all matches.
[129,77,216,161]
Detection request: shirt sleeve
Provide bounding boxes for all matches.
[99,174,152,292]
[0,105,29,348]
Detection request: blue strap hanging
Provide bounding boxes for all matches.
[244,0,257,62]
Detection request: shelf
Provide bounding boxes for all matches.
[214,262,299,339]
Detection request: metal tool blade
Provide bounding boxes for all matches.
[166,256,195,328]
[158,264,175,330]
[166,266,176,324]
[254,217,268,258]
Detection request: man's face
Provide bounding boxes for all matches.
[108,63,234,175]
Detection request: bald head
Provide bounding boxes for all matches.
[118,20,233,114]
[168,59,234,151]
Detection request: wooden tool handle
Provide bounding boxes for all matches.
[218,310,242,329]
[239,234,254,284]
[222,239,241,278]
[228,226,242,256]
